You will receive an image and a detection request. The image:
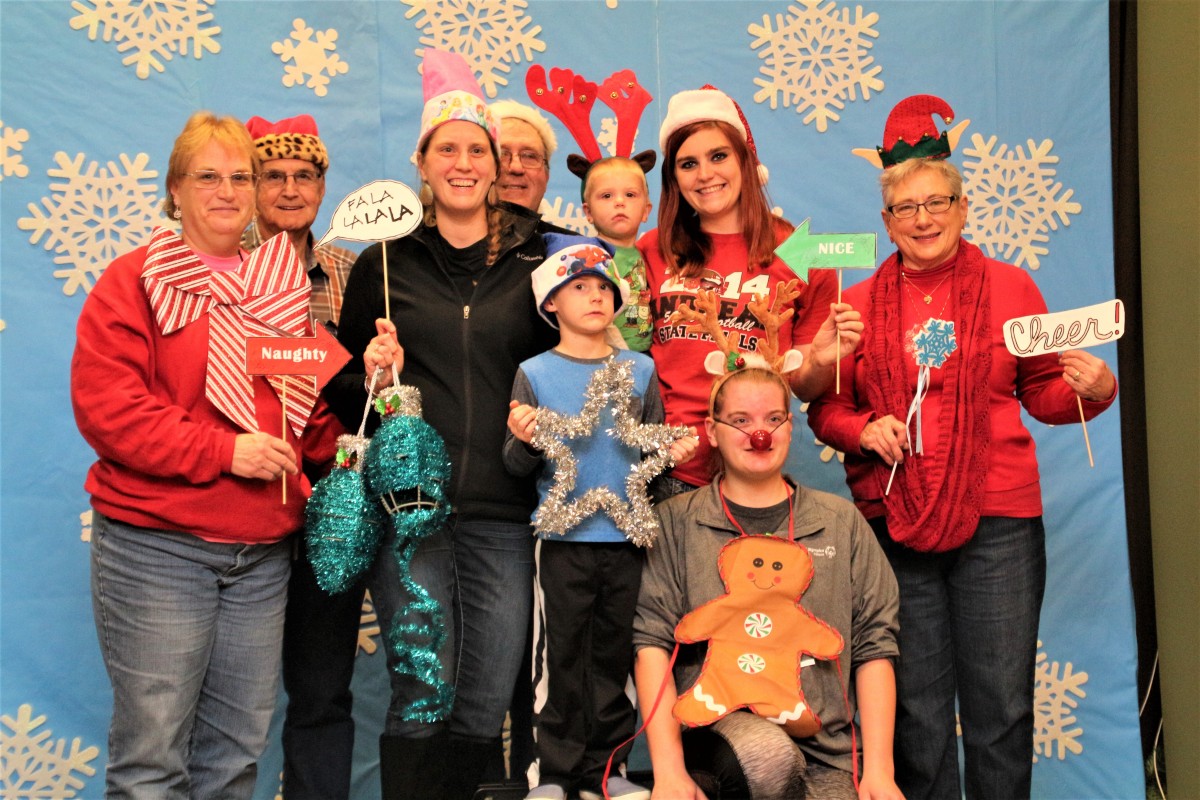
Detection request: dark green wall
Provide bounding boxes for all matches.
[1138,1,1199,796]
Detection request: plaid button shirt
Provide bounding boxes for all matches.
[242,221,357,330]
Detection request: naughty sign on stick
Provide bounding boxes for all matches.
[245,325,352,390]
[1003,299,1125,357]
[317,179,422,247]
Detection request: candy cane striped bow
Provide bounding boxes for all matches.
[141,227,318,437]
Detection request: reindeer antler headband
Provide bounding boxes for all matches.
[525,65,657,189]
[667,281,805,413]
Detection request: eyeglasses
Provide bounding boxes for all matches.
[500,148,546,170]
[260,169,323,188]
[185,171,256,189]
[886,195,957,219]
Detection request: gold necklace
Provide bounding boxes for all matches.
[901,270,951,304]
[903,279,952,323]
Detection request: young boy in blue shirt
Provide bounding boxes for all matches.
[504,235,697,800]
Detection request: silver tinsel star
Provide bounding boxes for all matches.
[531,358,693,547]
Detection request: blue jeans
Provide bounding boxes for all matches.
[871,516,1046,800]
[90,513,290,800]
[369,515,535,740]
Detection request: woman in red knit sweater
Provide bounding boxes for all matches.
[806,96,1117,800]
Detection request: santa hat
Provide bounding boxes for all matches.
[658,85,768,185]
[246,114,329,171]
[416,49,500,154]
[531,233,630,329]
[490,99,558,158]
[852,94,969,169]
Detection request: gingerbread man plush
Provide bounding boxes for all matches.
[674,535,844,738]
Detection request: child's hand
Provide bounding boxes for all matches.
[507,400,538,445]
[669,429,699,465]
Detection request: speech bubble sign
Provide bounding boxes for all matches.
[316,179,422,247]
[1003,299,1125,357]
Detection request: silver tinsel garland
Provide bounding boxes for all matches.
[531,358,692,547]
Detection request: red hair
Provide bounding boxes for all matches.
[656,120,789,278]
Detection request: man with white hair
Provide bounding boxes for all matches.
[492,99,567,233]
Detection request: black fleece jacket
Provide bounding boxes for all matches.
[328,209,556,523]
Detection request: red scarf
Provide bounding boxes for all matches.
[862,241,992,552]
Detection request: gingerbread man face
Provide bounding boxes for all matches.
[674,536,844,738]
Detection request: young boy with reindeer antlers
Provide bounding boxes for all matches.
[632,282,903,800]
[525,65,657,351]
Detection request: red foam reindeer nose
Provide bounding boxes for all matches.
[749,430,773,451]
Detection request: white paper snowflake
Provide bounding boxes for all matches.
[962,135,1081,271]
[271,18,349,98]
[69,0,221,80]
[797,401,844,465]
[538,196,594,237]
[1033,640,1088,762]
[748,0,883,132]
[0,704,100,798]
[17,151,163,296]
[1,121,30,180]
[403,0,546,98]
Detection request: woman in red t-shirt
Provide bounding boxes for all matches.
[639,85,862,496]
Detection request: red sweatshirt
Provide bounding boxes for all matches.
[807,255,1115,521]
[71,245,343,544]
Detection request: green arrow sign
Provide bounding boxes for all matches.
[774,218,878,281]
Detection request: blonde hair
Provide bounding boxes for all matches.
[707,367,792,479]
[879,158,963,208]
[582,156,650,203]
[163,111,256,218]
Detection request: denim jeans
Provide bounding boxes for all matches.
[369,515,535,740]
[872,516,1046,800]
[90,513,290,800]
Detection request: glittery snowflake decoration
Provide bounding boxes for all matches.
[0,704,100,798]
[748,0,883,133]
[69,0,221,79]
[1033,640,1088,762]
[911,319,956,369]
[1,121,30,180]
[962,135,1081,271]
[271,18,349,98]
[539,196,595,236]
[532,359,692,547]
[17,151,163,296]
[403,0,546,98]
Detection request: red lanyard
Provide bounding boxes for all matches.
[718,479,795,542]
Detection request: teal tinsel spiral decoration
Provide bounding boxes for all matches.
[364,386,455,723]
[305,434,386,594]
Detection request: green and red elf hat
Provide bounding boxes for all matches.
[852,94,970,169]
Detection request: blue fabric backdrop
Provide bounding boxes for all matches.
[0,1,1141,797]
